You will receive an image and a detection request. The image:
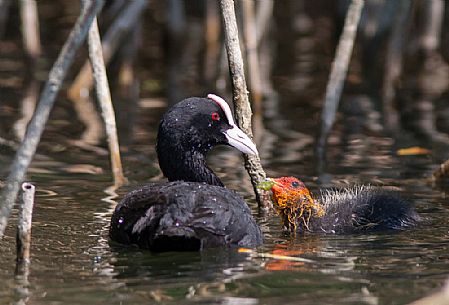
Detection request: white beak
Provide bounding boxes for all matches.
[223,125,259,156]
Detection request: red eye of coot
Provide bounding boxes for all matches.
[211,112,220,121]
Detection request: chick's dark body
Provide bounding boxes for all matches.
[310,186,419,233]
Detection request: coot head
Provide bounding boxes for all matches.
[259,177,325,231]
[157,94,258,186]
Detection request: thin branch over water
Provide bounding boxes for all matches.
[242,0,263,112]
[87,14,126,187]
[219,0,271,211]
[19,0,41,59]
[316,0,364,172]
[0,0,105,238]
[382,0,410,130]
[68,0,147,101]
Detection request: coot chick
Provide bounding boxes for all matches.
[110,94,263,251]
[260,177,419,234]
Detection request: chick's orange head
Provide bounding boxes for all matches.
[271,177,311,206]
[265,176,325,231]
[271,177,307,194]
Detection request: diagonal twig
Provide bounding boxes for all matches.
[87,13,127,187]
[219,0,271,211]
[0,0,105,238]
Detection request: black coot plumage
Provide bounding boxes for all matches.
[263,177,419,234]
[109,94,263,251]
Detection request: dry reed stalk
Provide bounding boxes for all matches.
[16,182,35,274]
[87,15,126,187]
[219,0,270,211]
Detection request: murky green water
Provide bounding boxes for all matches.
[2,1,449,304]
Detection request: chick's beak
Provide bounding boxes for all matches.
[257,178,276,191]
[271,182,283,194]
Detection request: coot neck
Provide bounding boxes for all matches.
[157,141,224,187]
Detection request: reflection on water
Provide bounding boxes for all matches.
[1,1,449,305]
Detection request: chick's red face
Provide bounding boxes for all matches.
[269,176,325,231]
[271,177,324,213]
[271,177,308,198]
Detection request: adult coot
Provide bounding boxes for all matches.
[109,94,263,251]
[260,177,419,234]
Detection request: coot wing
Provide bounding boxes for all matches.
[109,183,169,247]
[110,182,262,250]
[184,189,262,248]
